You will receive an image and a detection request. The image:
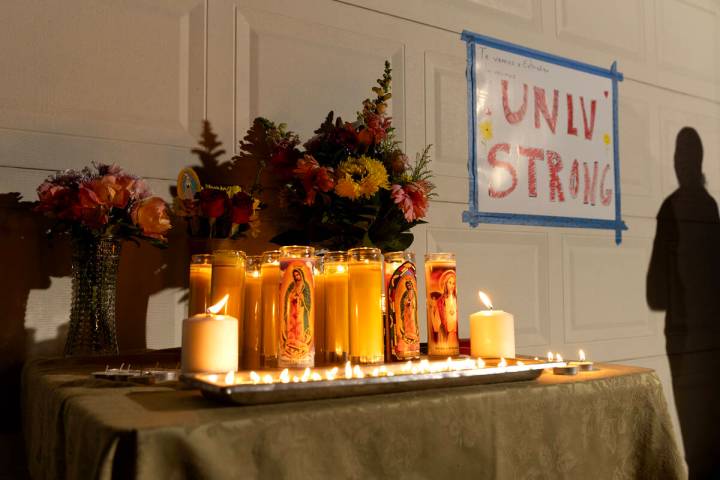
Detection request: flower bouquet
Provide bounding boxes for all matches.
[35,163,171,356]
[174,121,262,242]
[239,61,434,251]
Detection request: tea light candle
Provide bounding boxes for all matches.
[551,353,578,375]
[469,291,515,359]
[569,349,595,371]
[181,294,239,374]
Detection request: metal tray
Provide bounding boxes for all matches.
[182,356,564,405]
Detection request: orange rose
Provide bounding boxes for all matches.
[131,197,171,241]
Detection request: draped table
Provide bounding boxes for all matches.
[22,350,685,479]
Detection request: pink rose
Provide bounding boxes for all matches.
[131,197,171,241]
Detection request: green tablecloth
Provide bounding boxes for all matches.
[22,351,685,479]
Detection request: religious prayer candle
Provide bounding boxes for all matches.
[348,247,384,364]
[324,251,349,364]
[425,253,459,357]
[384,251,420,361]
[188,254,212,316]
[469,291,515,359]
[260,250,281,368]
[181,295,238,374]
[242,256,262,370]
[211,250,246,360]
[278,246,316,368]
[314,257,326,365]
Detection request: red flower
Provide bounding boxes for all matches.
[358,112,390,146]
[230,191,254,225]
[391,181,430,222]
[293,155,335,206]
[198,188,229,218]
[76,184,110,228]
[36,182,79,220]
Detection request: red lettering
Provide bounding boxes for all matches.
[600,164,612,206]
[519,146,544,198]
[566,94,577,136]
[546,150,565,202]
[569,159,580,199]
[487,143,517,199]
[580,97,597,140]
[583,161,599,205]
[502,80,528,125]
[534,87,559,134]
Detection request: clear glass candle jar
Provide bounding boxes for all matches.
[188,254,212,316]
[424,252,459,357]
[243,255,262,370]
[211,250,246,359]
[324,251,349,363]
[384,251,420,361]
[278,246,316,368]
[348,247,384,364]
[260,250,281,368]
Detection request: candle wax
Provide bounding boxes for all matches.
[181,313,238,373]
[188,263,212,316]
[260,262,280,367]
[324,262,349,363]
[469,309,515,359]
[349,261,384,364]
[242,271,262,370]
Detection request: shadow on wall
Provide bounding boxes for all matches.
[0,192,189,434]
[647,127,720,479]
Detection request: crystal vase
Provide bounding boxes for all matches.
[64,236,122,356]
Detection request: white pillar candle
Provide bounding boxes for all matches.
[469,291,515,359]
[181,294,239,374]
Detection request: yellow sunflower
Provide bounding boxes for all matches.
[335,156,390,200]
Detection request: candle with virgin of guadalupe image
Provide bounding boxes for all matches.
[278,246,315,368]
[385,251,420,361]
[425,252,459,357]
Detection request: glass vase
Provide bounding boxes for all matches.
[64,236,122,356]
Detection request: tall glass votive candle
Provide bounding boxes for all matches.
[188,254,212,316]
[243,255,262,370]
[278,246,315,368]
[348,247,384,364]
[211,250,246,359]
[324,251,349,364]
[425,252,459,357]
[384,251,420,361]
[314,256,326,365]
[260,250,281,368]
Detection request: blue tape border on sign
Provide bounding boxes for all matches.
[460,30,628,244]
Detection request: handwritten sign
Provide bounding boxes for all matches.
[461,31,627,243]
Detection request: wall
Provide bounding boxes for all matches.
[2,0,720,468]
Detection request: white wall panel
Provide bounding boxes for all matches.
[556,0,646,60]
[0,0,205,147]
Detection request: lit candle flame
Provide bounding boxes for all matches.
[224,371,235,385]
[479,291,493,310]
[498,357,507,368]
[371,368,379,377]
[477,358,486,368]
[547,351,554,362]
[301,368,311,382]
[579,349,586,361]
[207,294,230,314]
[326,367,338,381]
[311,372,322,381]
[279,368,290,384]
[262,374,273,384]
[517,360,525,366]
[250,371,260,384]
[556,353,564,362]
[353,365,365,379]
[345,361,353,379]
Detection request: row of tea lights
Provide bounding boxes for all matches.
[181,245,593,377]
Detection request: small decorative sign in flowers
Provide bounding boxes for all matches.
[35,163,171,244]
[240,61,434,251]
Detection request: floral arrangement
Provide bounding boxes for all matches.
[35,163,171,244]
[174,121,262,239]
[240,61,434,251]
